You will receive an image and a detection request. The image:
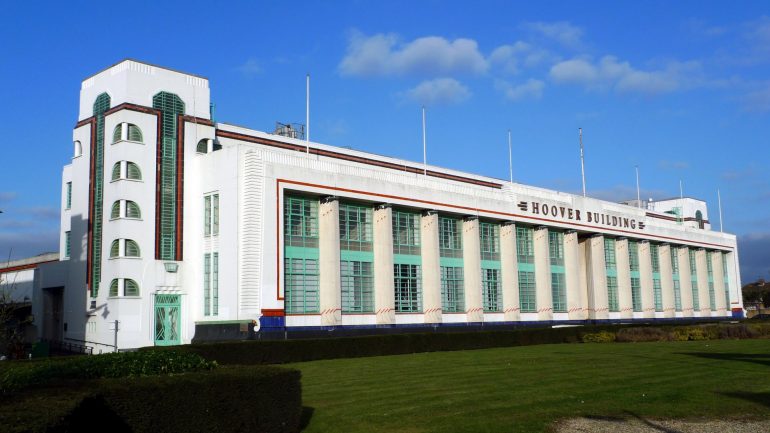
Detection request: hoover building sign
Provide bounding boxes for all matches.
[517,201,646,231]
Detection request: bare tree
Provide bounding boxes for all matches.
[0,250,32,359]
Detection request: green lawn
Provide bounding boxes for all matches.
[288,339,770,432]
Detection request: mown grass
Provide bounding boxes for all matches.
[288,339,770,432]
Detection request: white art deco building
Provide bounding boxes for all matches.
[21,60,743,350]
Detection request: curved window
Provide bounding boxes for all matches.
[110,239,120,258]
[125,240,140,257]
[109,279,119,297]
[74,140,82,157]
[126,162,142,180]
[111,162,121,181]
[124,279,140,296]
[197,139,208,154]
[126,201,141,219]
[111,201,120,219]
[112,124,122,143]
[127,124,143,142]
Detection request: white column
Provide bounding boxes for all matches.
[421,212,441,323]
[695,248,711,317]
[462,218,483,322]
[725,251,741,311]
[120,122,128,141]
[578,238,589,319]
[677,247,694,317]
[318,198,341,326]
[712,251,727,317]
[586,235,608,320]
[564,231,585,320]
[533,227,552,320]
[373,205,395,324]
[638,241,655,318]
[659,244,675,318]
[500,223,520,321]
[615,238,633,319]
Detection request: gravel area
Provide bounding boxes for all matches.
[554,417,770,433]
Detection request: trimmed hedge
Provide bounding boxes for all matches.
[1,366,302,433]
[1,350,216,394]
[146,322,770,366]
[148,325,617,365]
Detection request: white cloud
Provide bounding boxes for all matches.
[495,79,545,101]
[549,55,699,95]
[236,59,262,75]
[404,78,471,106]
[489,41,555,74]
[339,31,488,77]
[524,21,584,48]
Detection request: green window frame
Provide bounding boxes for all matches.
[126,162,142,181]
[126,201,141,219]
[689,249,699,310]
[650,244,660,273]
[284,196,318,248]
[516,226,534,264]
[604,238,616,268]
[66,182,72,209]
[392,210,420,255]
[339,203,373,251]
[109,239,120,258]
[125,240,140,257]
[552,272,567,312]
[112,124,122,143]
[204,193,220,237]
[440,266,464,312]
[394,263,421,312]
[127,124,143,142]
[722,252,730,308]
[631,277,642,312]
[111,162,121,181]
[204,253,211,316]
[549,231,564,266]
[518,270,536,313]
[670,248,679,274]
[196,139,208,154]
[628,241,640,271]
[125,279,140,296]
[109,279,119,297]
[284,257,319,313]
[707,251,716,311]
[90,92,111,298]
[673,279,682,312]
[482,267,501,312]
[479,222,500,261]
[65,231,71,258]
[653,278,662,312]
[341,260,373,313]
[203,253,219,316]
[439,217,462,258]
[153,91,185,261]
[111,201,120,219]
[607,275,619,312]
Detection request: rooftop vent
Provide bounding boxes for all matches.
[273,122,305,140]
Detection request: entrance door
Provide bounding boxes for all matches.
[42,287,63,341]
[154,294,181,346]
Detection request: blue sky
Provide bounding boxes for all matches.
[1,1,768,281]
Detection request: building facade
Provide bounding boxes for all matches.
[32,60,743,350]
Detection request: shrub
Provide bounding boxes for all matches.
[717,324,758,340]
[581,331,616,343]
[615,327,670,343]
[671,326,709,341]
[1,366,301,433]
[1,350,216,394]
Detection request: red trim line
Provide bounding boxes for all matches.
[261,309,285,317]
[182,115,215,126]
[0,260,57,274]
[105,102,159,117]
[217,129,502,189]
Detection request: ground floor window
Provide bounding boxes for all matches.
[341,260,373,313]
[519,270,536,313]
[631,277,642,312]
[284,258,319,313]
[673,279,682,312]
[708,281,716,311]
[653,278,662,312]
[394,264,421,312]
[607,276,619,312]
[551,272,566,312]
[482,268,501,312]
[440,266,464,312]
[692,279,700,311]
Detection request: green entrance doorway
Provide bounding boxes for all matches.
[154,294,181,346]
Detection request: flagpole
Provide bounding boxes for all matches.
[718,188,724,232]
[579,128,586,197]
[635,165,641,208]
[422,106,427,176]
[306,73,310,153]
[508,129,513,184]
